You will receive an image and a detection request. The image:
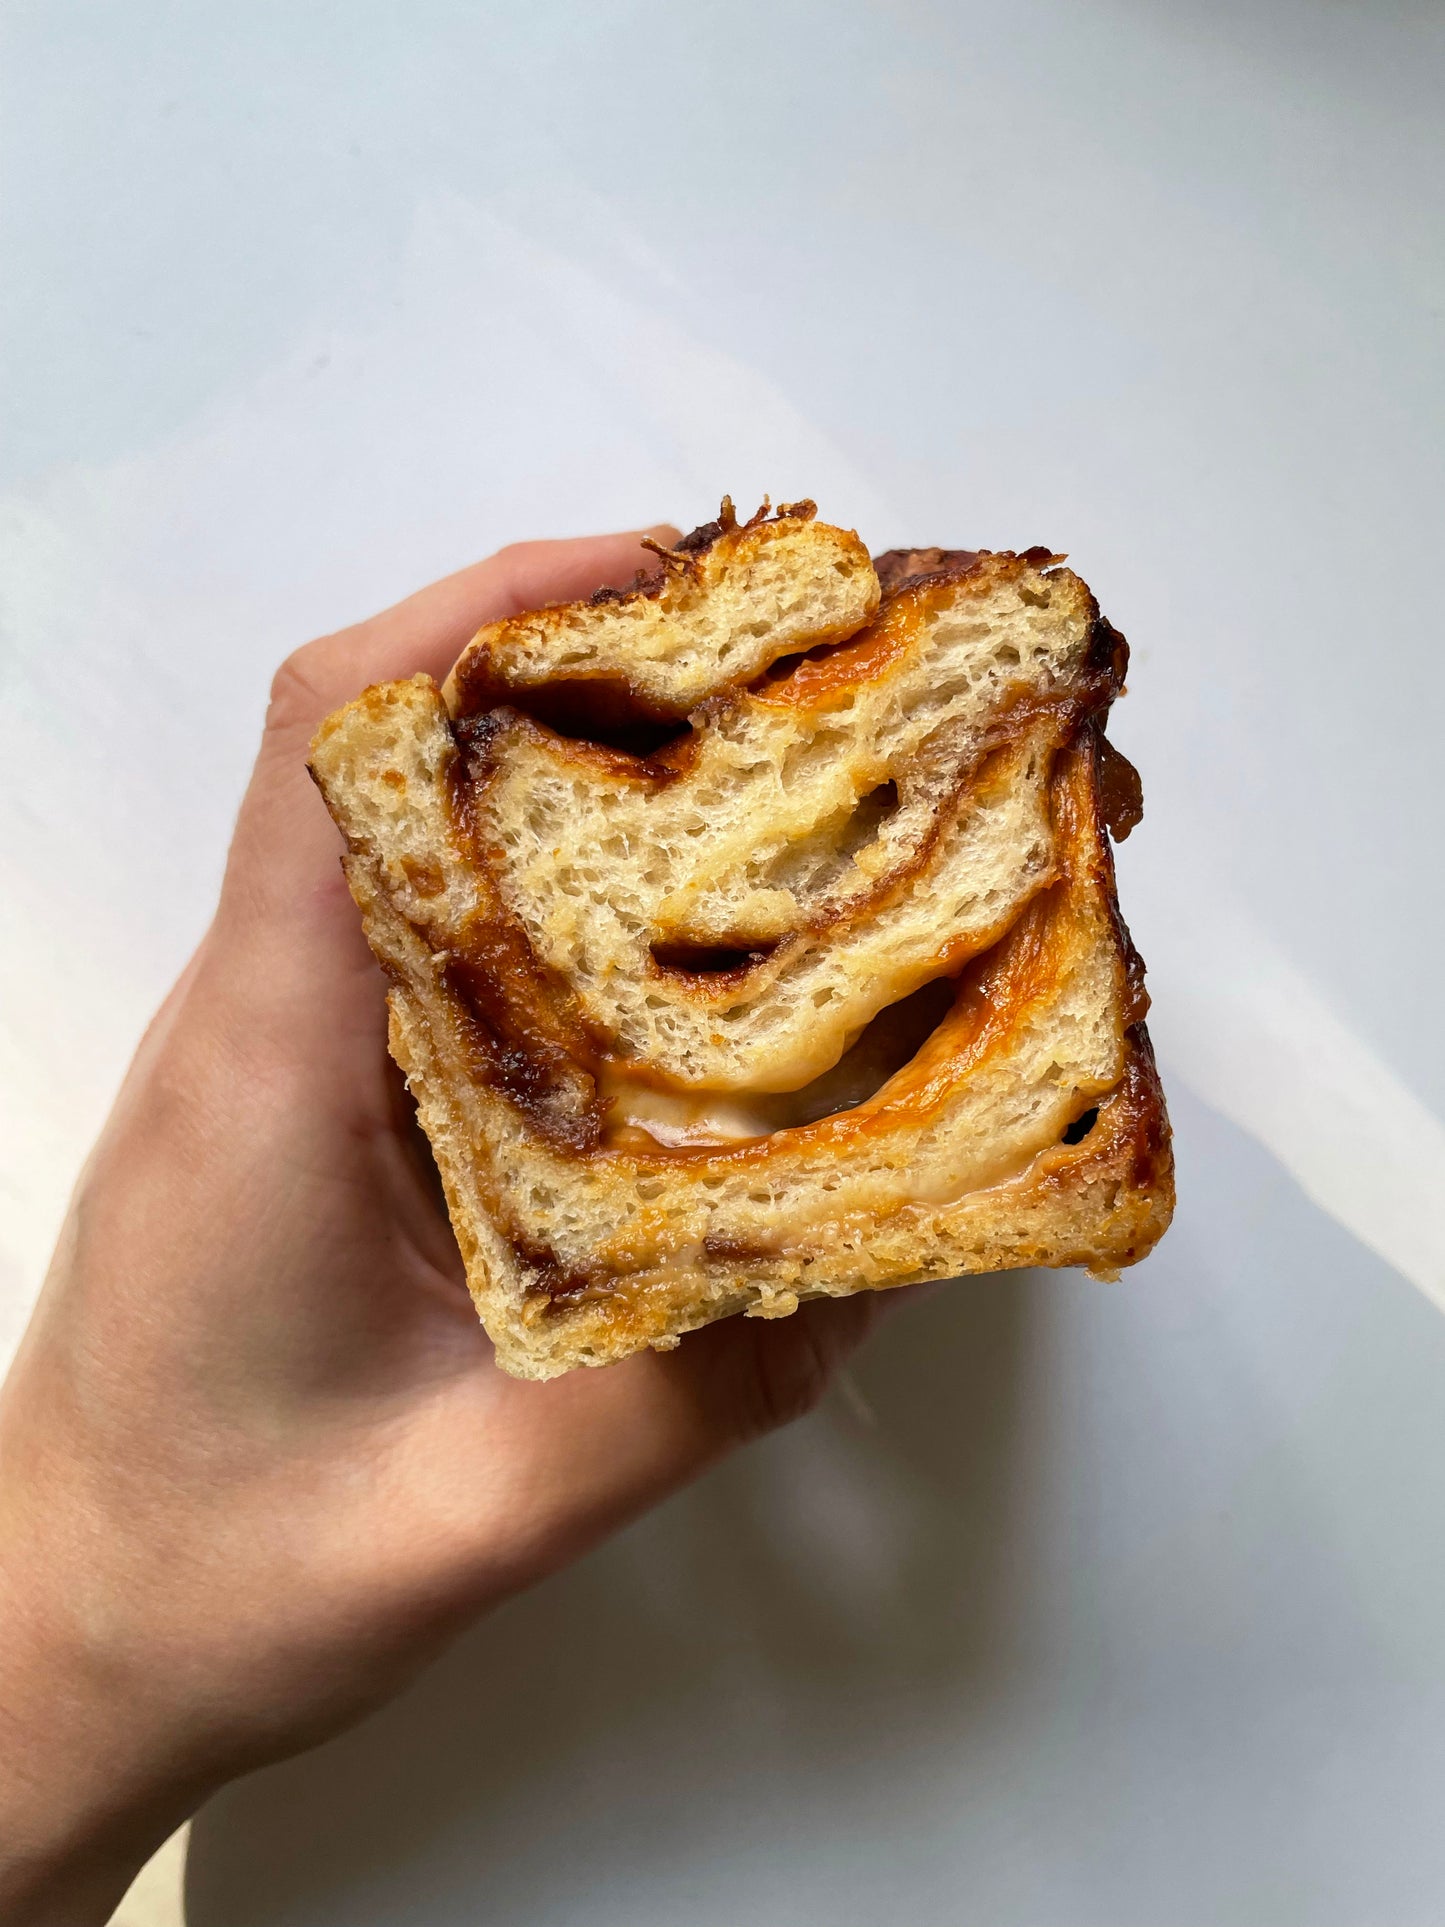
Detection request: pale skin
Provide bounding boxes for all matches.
[0,531,883,1926]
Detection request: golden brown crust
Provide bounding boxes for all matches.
[872,545,985,594]
[309,504,1174,1378]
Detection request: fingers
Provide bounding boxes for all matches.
[464,1293,883,1592]
[661,1290,884,1447]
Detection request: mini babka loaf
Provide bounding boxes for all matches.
[310,500,1173,1378]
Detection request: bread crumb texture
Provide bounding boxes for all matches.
[309,500,1174,1377]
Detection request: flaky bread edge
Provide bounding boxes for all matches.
[441,501,879,718]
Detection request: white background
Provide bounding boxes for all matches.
[4,3,1445,1922]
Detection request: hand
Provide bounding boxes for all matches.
[0,531,880,1926]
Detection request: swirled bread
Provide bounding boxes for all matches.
[310,500,1173,1378]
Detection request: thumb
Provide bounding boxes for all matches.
[212,527,681,1000]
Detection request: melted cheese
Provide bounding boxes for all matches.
[599,1071,777,1148]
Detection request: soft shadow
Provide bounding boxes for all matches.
[187,1272,1046,1926]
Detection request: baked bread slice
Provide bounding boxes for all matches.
[310,499,1173,1379]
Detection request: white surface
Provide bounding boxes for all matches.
[4,2,1445,1922]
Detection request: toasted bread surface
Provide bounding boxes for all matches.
[310,501,1173,1378]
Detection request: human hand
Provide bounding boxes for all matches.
[0,530,881,1926]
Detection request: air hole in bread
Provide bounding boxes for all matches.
[503,677,692,759]
[1061,1106,1099,1145]
[758,631,860,687]
[650,939,778,976]
[838,779,900,858]
[776,975,957,1125]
